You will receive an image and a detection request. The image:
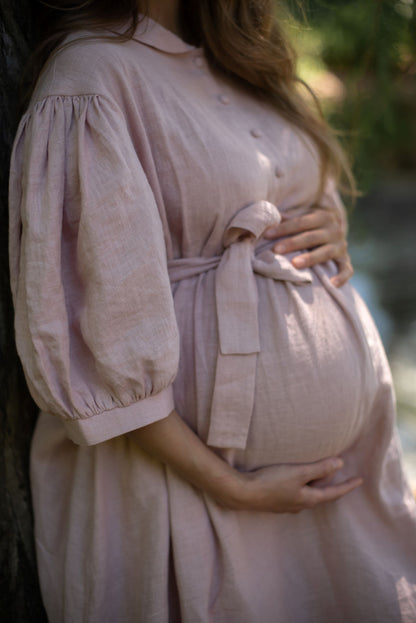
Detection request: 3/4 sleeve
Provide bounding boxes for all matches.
[9,94,179,445]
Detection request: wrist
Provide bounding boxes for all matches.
[208,467,252,510]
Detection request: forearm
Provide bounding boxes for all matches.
[128,410,362,514]
[128,410,244,507]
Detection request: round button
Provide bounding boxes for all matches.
[218,94,230,105]
[250,129,263,138]
[274,165,284,178]
[194,56,204,68]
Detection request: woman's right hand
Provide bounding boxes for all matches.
[230,457,363,514]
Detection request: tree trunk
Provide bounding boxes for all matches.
[0,1,47,620]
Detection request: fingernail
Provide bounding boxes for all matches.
[292,256,306,268]
[274,243,286,253]
[265,227,279,238]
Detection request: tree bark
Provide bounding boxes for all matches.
[0,1,46,620]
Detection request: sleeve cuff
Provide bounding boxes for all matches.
[63,386,175,445]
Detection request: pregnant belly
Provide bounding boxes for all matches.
[173,267,379,469]
[234,271,378,467]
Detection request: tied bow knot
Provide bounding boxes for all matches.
[168,201,312,449]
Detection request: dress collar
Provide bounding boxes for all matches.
[133,17,197,54]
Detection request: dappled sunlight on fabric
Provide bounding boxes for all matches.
[396,576,416,620]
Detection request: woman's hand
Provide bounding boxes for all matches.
[232,457,362,514]
[263,206,353,288]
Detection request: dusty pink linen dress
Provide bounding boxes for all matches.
[9,17,416,623]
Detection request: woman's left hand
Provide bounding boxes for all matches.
[263,206,353,288]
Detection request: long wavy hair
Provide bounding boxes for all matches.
[30,0,355,198]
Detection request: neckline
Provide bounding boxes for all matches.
[133,16,198,55]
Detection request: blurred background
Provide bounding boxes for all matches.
[285,0,416,489]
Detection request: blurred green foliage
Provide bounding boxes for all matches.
[285,0,416,189]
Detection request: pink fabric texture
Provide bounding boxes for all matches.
[9,17,416,623]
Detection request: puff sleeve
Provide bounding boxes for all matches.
[9,94,179,445]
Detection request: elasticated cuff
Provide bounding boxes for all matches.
[63,386,175,445]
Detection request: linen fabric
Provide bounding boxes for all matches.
[9,17,416,623]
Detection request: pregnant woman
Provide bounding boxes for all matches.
[9,0,416,621]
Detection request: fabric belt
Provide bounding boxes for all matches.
[168,201,312,449]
